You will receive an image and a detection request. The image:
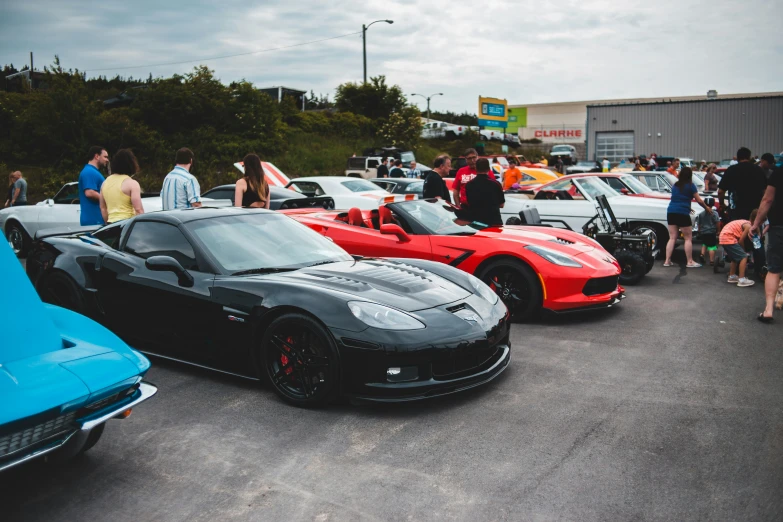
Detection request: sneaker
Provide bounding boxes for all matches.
[727,275,739,284]
[737,278,755,287]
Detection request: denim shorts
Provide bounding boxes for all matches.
[723,243,749,263]
[768,226,783,274]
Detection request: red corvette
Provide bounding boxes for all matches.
[285,199,624,319]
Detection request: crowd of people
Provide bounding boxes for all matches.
[6,143,781,322]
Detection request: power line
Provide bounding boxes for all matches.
[85,31,362,73]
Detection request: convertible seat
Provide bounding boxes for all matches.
[347,207,366,227]
[378,206,393,226]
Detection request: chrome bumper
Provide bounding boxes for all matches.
[0,382,157,473]
[80,381,158,431]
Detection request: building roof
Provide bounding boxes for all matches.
[259,86,307,95]
[586,94,783,108]
[510,91,783,109]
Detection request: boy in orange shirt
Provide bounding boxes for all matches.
[719,209,757,287]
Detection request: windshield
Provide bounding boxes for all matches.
[576,161,595,167]
[619,175,654,194]
[575,178,620,198]
[341,179,385,193]
[390,200,480,236]
[400,151,415,164]
[187,213,353,273]
[552,145,571,152]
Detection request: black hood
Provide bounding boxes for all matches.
[259,259,471,312]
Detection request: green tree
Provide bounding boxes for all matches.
[334,75,406,121]
[379,106,423,149]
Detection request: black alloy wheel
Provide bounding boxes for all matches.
[630,223,667,259]
[261,314,338,407]
[614,249,646,285]
[479,259,541,321]
[6,222,30,257]
[39,272,86,314]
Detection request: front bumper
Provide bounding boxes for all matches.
[0,382,157,473]
[331,296,511,402]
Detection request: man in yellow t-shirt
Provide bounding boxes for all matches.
[503,157,523,190]
[540,156,548,166]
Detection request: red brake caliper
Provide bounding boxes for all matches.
[282,336,294,376]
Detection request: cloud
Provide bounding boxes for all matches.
[1,0,780,113]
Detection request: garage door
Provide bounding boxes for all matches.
[595,132,634,164]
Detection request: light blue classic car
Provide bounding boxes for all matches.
[0,238,156,472]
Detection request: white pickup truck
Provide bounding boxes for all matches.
[421,121,478,139]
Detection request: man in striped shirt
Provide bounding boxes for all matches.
[161,148,202,210]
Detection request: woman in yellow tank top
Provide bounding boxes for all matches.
[99,149,144,224]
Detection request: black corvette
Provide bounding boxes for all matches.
[26,208,511,406]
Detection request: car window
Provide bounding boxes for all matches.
[53,184,80,204]
[403,181,423,194]
[289,182,325,196]
[202,188,234,201]
[604,177,626,191]
[347,157,366,170]
[341,179,383,193]
[124,221,198,270]
[367,159,379,169]
[541,179,585,200]
[91,221,126,249]
[372,181,392,191]
[521,173,535,182]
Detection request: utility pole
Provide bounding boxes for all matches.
[362,20,393,83]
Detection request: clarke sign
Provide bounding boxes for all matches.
[520,126,585,143]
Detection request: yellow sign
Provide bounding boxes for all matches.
[478,96,508,128]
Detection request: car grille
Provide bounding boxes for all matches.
[0,412,77,459]
[432,342,500,379]
[582,275,619,296]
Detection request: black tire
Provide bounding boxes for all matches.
[6,221,30,257]
[39,271,86,314]
[260,313,339,407]
[645,256,655,274]
[478,258,541,321]
[629,222,668,259]
[614,250,646,285]
[79,423,105,454]
[505,217,522,226]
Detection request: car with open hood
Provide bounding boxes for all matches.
[26,208,510,406]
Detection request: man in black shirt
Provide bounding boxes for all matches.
[422,154,452,203]
[752,166,782,322]
[718,146,767,222]
[376,158,389,178]
[389,159,405,178]
[465,158,504,226]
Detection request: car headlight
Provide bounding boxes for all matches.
[466,273,498,304]
[348,302,425,330]
[525,245,582,268]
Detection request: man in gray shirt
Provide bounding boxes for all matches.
[8,171,27,206]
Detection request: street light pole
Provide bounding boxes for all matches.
[362,19,393,83]
[411,93,444,121]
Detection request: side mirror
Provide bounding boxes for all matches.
[619,188,629,195]
[46,199,54,206]
[145,255,194,287]
[380,223,411,242]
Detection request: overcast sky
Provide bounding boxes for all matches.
[1,0,781,114]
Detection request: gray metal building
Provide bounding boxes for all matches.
[586,96,783,163]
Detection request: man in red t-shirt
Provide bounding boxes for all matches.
[667,158,680,177]
[452,149,499,207]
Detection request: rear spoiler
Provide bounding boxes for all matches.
[35,225,101,241]
[381,194,418,203]
[277,196,335,210]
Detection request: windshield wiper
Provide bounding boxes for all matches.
[231,267,298,276]
[305,260,339,268]
[448,231,477,236]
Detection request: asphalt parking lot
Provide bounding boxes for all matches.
[4,248,783,521]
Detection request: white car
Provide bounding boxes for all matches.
[501,176,700,250]
[285,177,412,210]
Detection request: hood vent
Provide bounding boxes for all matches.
[550,237,575,245]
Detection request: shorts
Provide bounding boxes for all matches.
[667,213,692,227]
[768,226,783,274]
[723,243,749,263]
[701,233,717,248]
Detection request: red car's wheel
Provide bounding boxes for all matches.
[479,259,541,321]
